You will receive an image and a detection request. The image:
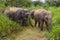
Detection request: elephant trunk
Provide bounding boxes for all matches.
[29,18,33,27]
[28,14,33,27]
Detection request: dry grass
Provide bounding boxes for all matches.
[15,27,48,40]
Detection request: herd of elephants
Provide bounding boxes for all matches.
[4,7,52,32]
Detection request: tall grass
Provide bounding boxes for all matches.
[47,7,60,40]
[0,13,22,40]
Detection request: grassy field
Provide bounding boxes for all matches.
[0,7,60,40]
[0,13,22,40]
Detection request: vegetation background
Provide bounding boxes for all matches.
[0,0,60,40]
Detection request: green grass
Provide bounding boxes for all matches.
[48,7,60,40]
[0,13,22,40]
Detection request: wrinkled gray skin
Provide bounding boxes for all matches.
[30,9,52,32]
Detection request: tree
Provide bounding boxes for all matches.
[3,0,32,7]
[45,0,60,7]
[32,0,43,6]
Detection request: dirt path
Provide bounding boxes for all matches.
[15,27,49,40]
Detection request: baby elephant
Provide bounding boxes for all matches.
[31,9,52,32]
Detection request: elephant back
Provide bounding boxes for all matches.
[9,7,23,13]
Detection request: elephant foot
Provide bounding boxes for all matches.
[39,29,43,32]
[40,28,43,31]
[40,27,43,31]
[40,29,43,31]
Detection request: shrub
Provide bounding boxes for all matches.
[48,7,60,40]
[0,13,22,39]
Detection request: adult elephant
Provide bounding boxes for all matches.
[4,7,27,26]
[4,7,23,20]
[30,9,52,31]
[18,9,33,27]
[13,9,27,26]
[4,7,33,26]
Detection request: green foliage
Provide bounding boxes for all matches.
[27,6,42,11]
[0,1,6,13]
[0,13,22,39]
[4,0,32,7]
[32,1,43,6]
[46,0,60,7]
[47,7,60,40]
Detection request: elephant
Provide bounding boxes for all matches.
[4,7,33,27]
[15,9,29,26]
[4,7,23,20]
[20,9,33,27]
[4,7,26,26]
[30,9,52,31]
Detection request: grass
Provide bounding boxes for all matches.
[0,13,22,40]
[48,7,60,40]
[15,27,48,40]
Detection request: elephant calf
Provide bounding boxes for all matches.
[31,9,52,31]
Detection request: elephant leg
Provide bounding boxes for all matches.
[45,19,51,32]
[21,19,25,26]
[40,20,44,31]
[21,20,23,26]
[38,21,40,28]
[35,20,37,27]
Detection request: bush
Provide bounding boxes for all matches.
[0,13,22,39]
[48,7,60,40]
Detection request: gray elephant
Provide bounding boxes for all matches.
[4,7,23,20]
[15,9,29,26]
[4,7,33,26]
[4,7,26,26]
[20,10,33,27]
[30,9,52,31]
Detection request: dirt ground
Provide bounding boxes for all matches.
[14,27,49,40]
